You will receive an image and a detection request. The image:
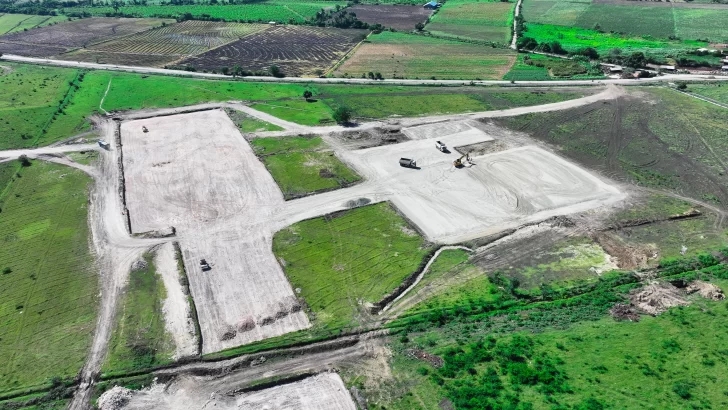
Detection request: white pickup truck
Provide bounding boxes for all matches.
[435,141,446,152]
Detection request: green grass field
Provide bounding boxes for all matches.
[503,53,602,80]
[687,83,728,105]
[0,161,96,394]
[522,0,728,42]
[224,108,283,133]
[60,2,343,23]
[251,136,361,199]
[334,31,517,80]
[425,0,514,44]
[102,252,174,375]
[273,203,432,329]
[0,14,68,35]
[523,24,705,55]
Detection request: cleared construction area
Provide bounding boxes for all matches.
[121,110,310,354]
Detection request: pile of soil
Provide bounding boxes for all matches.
[406,349,444,368]
[686,280,725,300]
[594,232,657,270]
[610,303,641,322]
[98,386,133,410]
[629,282,690,316]
[333,127,408,149]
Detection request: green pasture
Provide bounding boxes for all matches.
[688,83,728,105]
[251,136,360,199]
[522,0,728,42]
[225,109,283,133]
[0,161,96,394]
[102,252,174,375]
[60,2,343,23]
[273,202,432,329]
[504,53,602,80]
[523,24,704,55]
[426,0,515,43]
[251,99,334,126]
[0,14,67,35]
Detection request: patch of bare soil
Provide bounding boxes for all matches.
[98,386,133,410]
[629,282,690,316]
[457,139,509,156]
[593,232,658,270]
[406,349,444,368]
[686,280,725,301]
[609,303,641,322]
[332,126,408,150]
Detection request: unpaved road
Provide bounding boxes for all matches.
[3,54,727,86]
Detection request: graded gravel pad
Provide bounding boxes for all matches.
[121,110,310,354]
[339,135,623,243]
[236,373,356,409]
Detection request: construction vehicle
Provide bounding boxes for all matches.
[399,158,417,168]
[142,126,148,133]
[200,259,211,272]
[453,153,471,168]
[97,140,110,150]
[435,141,446,152]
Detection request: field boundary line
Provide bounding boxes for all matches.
[1,15,33,35]
[324,32,370,77]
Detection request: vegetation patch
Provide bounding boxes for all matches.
[102,251,174,375]
[0,161,96,394]
[426,0,515,44]
[224,108,283,133]
[0,14,68,35]
[251,136,360,199]
[273,202,432,329]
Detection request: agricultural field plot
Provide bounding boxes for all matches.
[687,83,728,105]
[345,5,432,31]
[65,21,269,67]
[523,24,705,55]
[0,161,96,394]
[334,31,517,79]
[0,14,67,35]
[425,0,515,44]
[522,0,728,42]
[0,63,79,150]
[251,136,361,200]
[496,87,728,207]
[60,2,345,24]
[121,109,310,354]
[0,17,171,57]
[503,53,602,80]
[180,26,368,77]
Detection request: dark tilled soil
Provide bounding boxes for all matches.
[346,5,433,31]
[0,41,67,57]
[179,25,368,77]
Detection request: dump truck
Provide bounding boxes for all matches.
[435,141,446,152]
[98,140,110,150]
[399,158,417,168]
[200,259,211,272]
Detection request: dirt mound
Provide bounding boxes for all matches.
[686,280,725,301]
[406,349,444,368]
[98,386,133,410]
[237,316,256,332]
[609,303,640,321]
[594,232,657,270]
[219,325,237,341]
[629,282,689,316]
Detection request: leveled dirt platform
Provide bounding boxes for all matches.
[121,110,310,354]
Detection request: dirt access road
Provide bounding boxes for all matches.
[3,54,727,86]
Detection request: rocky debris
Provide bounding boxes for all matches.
[97,386,133,410]
[219,325,237,341]
[350,386,367,410]
[610,303,641,322]
[345,197,371,209]
[406,349,444,368]
[686,280,725,301]
[132,226,176,239]
[250,355,267,366]
[594,232,658,270]
[545,215,576,228]
[130,259,148,272]
[258,315,275,326]
[629,282,690,316]
[237,316,256,332]
[281,295,302,313]
[274,302,290,319]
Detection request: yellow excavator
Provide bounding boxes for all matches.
[453,152,471,168]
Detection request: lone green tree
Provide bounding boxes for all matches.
[303,90,313,101]
[333,106,353,125]
[18,155,31,167]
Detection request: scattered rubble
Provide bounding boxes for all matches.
[406,349,444,368]
[97,386,133,410]
[130,259,148,272]
[610,303,641,322]
[629,282,690,316]
[686,280,725,301]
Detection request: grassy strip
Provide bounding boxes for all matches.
[102,251,174,375]
[251,136,361,199]
[0,161,96,393]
